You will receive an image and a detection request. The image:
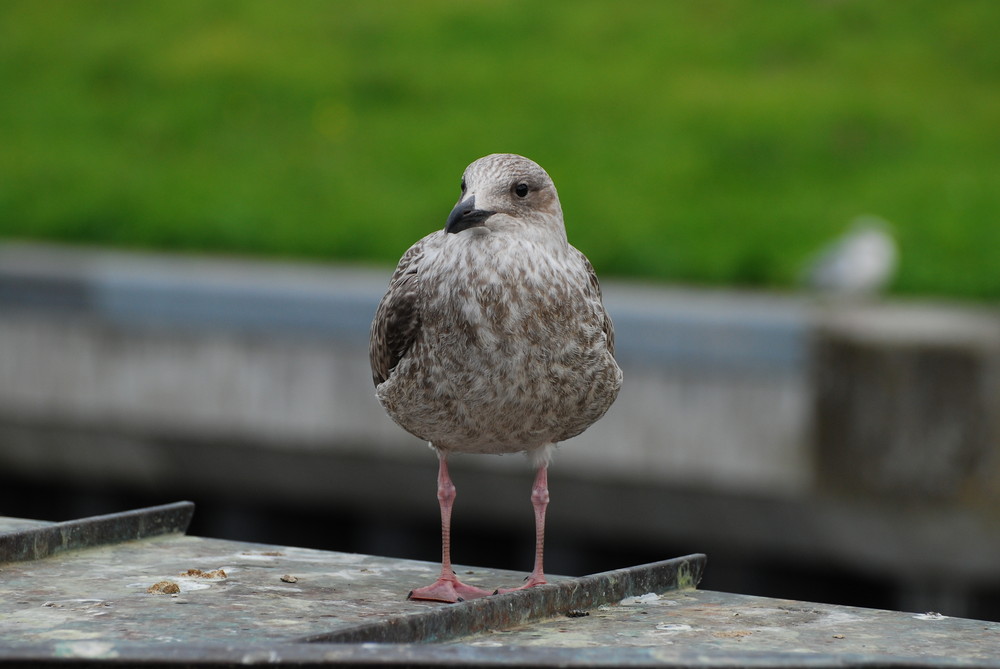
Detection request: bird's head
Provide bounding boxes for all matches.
[445,154,565,240]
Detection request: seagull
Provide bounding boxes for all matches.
[803,215,898,296]
[369,154,622,603]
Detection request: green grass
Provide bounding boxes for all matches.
[2,1,1000,298]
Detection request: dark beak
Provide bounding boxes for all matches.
[446,197,495,234]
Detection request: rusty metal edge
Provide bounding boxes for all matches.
[1,641,999,668]
[0,501,194,563]
[299,553,707,645]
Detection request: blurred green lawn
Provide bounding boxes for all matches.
[2,1,999,298]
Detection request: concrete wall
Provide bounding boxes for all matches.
[0,243,812,494]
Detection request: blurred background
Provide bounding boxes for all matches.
[3,0,1000,620]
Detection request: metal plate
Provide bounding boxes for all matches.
[2,505,999,668]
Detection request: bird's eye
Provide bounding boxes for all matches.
[514,183,529,198]
[460,178,466,193]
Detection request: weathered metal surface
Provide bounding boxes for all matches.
[1,506,999,667]
[0,516,52,534]
[0,501,194,563]
[460,589,1000,661]
[0,530,549,646]
[302,554,705,644]
[3,641,1000,668]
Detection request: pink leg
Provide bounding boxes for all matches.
[497,464,549,593]
[408,455,492,603]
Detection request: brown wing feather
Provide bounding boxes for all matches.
[369,240,426,387]
[575,249,615,356]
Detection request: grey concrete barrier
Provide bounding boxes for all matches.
[813,305,1000,503]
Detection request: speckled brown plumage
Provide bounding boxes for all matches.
[370,153,621,459]
[368,153,622,602]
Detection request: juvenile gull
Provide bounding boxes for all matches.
[370,153,622,602]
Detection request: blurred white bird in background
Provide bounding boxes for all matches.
[802,215,898,297]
